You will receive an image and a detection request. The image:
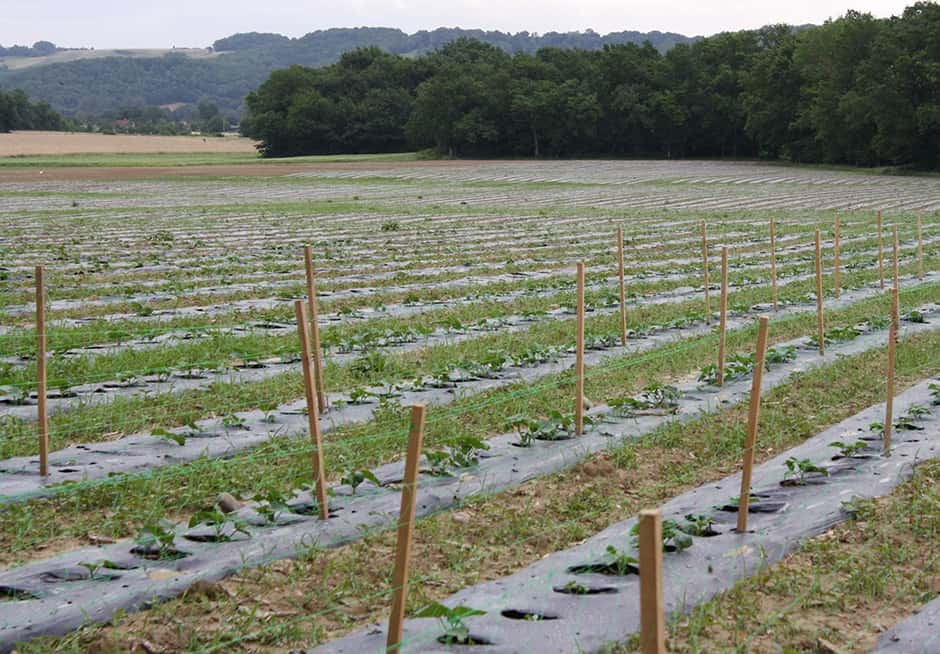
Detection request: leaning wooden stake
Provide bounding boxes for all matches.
[769,219,778,312]
[638,509,666,654]
[701,221,711,323]
[877,211,884,289]
[917,213,924,280]
[294,300,329,520]
[815,229,825,356]
[575,262,585,435]
[736,316,770,533]
[833,217,841,298]
[617,227,628,345]
[716,247,729,386]
[303,246,328,413]
[35,266,49,477]
[884,288,898,455]
[386,404,427,653]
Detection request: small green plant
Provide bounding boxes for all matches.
[255,488,293,523]
[414,601,486,645]
[829,440,868,458]
[630,519,693,552]
[765,345,797,365]
[134,519,179,559]
[904,309,926,323]
[152,427,186,446]
[682,514,716,536]
[604,544,639,574]
[347,387,373,405]
[380,221,400,232]
[782,457,829,485]
[259,402,279,424]
[929,382,940,405]
[341,469,381,494]
[188,506,249,541]
[504,414,538,447]
[610,383,681,417]
[222,414,247,431]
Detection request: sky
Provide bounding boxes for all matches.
[0,0,916,49]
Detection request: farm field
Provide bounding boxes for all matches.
[0,131,259,158]
[0,158,939,653]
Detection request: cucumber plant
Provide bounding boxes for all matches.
[782,457,829,485]
[414,601,486,645]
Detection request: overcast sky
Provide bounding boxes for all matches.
[1,0,915,49]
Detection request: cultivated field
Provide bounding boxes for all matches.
[0,159,939,653]
[0,130,258,157]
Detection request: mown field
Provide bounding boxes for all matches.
[0,158,938,653]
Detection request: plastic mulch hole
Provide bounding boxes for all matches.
[129,545,190,561]
[566,559,639,575]
[552,582,620,595]
[0,585,41,601]
[500,609,559,621]
[436,635,492,646]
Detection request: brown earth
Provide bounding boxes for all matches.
[0,131,256,156]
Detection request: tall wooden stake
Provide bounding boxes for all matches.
[917,213,924,280]
[295,300,329,520]
[638,509,666,654]
[736,316,770,533]
[575,262,585,435]
[717,246,729,386]
[884,288,898,455]
[35,266,49,477]
[877,211,884,289]
[892,225,900,294]
[815,230,825,356]
[617,227,627,345]
[769,219,778,312]
[701,221,711,324]
[833,217,841,298]
[386,404,427,653]
[303,245,328,413]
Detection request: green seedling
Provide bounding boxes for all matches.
[341,469,381,494]
[630,518,693,552]
[869,421,886,437]
[222,414,247,431]
[610,382,681,417]
[930,382,940,406]
[604,544,640,574]
[134,519,179,559]
[765,345,797,365]
[255,488,293,523]
[259,403,279,424]
[152,428,186,446]
[905,309,926,323]
[414,601,486,645]
[347,387,373,404]
[829,440,868,458]
[504,413,539,447]
[783,457,829,485]
[682,514,717,536]
[188,506,249,541]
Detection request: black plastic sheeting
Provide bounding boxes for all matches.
[0,309,936,651]
[875,596,940,654]
[308,380,940,653]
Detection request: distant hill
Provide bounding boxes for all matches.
[0,27,699,119]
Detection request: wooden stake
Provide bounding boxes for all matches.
[736,316,770,533]
[917,213,924,280]
[701,221,711,324]
[892,225,900,295]
[35,266,49,477]
[815,229,825,356]
[303,245,328,413]
[833,217,841,299]
[877,211,884,289]
[638,509,666,654]
[575,262,585,436]
[617,227,627,345]
[717,247,729,387]
[294,300,329,520]
[769,219,778,312]
[884,288,898,455]
[386,404,427,653]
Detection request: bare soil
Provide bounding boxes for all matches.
[0,131,256,156]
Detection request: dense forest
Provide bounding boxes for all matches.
[0,28,694,119]
[0,89,65,132]
[242,3,940,169]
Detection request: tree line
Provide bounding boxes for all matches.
[242,3,940,169]
[0,89,65,132]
